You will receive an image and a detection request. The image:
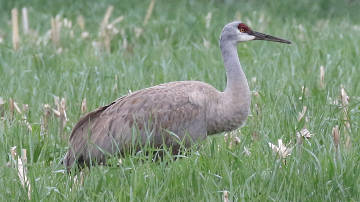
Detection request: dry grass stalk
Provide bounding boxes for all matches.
[98,6,123,53]
[296,128,313,145]
[345,135,351,149]
[71,171,85,191]
[120,30,128,50]
[340,86,349,110]
[51,15,62,46]
[144,0,156,26]
[103,24,120,52]
[104,34,111,53]
[81,31,89,39]
[77,15,85,30]
[40,104,51,136]
[17,149,31,200]
[223,190,229,202]
[319,65,325,89]
[117,158,123,166]
[205,12,212,29]
[0,29,4,44]
[63,18,74,39]
[13,101,22,114]
[22,115,32,132]
[268,139,292,158]
[134,27,144,38]
[110,16,124,26]
[53,96,68,137]
[340,86,352,149]
[297,128,313,139]
[0,97,5,117]
[8,99,31,131]
[254,103,261,117]
[299,86,309,100]
[12,8,20,50]
[99,6,114,37]
[9,98,15,118]
[10,146,17,163]
[22,104,29,114]
[332,125,340,151]
[203,38,210,49]
[297,106,307,122]
[63,18,72,29]
[51,108,61,117]
[251,77,257,84]
[224,132,240,149]
[296,133,303,145]
[243,146,251,156]
[14,100,32,131]
[113,75,118,92]
[22,7,29,34]
[59,98,68,137]
[340,86,351,130]
[81,98,87,114]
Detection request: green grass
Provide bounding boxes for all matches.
[0,0,360,201]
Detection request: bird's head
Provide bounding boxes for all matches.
[220,21,291,44]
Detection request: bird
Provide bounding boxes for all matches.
[64,21,291,170]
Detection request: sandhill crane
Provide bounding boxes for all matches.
[64,21,291,170]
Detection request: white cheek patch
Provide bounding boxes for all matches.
[238,34,255,42]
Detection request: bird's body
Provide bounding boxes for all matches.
[64,21,290,170]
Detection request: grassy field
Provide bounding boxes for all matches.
[0,0,359,201]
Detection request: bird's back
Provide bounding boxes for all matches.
[64,81,221,169]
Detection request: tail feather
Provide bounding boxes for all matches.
[63,103,114,172]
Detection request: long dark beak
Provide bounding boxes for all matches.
[250,31,291,44]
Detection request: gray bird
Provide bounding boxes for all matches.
[64,21,291,170]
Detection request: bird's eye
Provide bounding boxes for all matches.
[239,28,245,32]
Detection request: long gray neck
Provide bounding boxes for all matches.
[220,40,250,98]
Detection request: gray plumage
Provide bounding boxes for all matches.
[64,21,290,170]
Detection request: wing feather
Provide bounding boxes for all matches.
[64,81,217,170]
